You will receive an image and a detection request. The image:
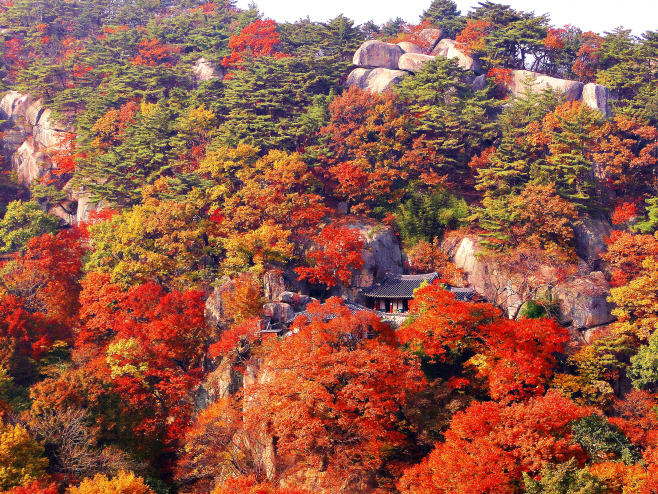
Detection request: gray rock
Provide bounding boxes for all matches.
[346,220,404,288]
[195,361,242,410]
[365,67,409,93]
[262,302,295,323]
[441,234,616,330]
[431,39,481,72]
[0,91,74,206]
[205,277,234,326]
[554,271,616,329]
[397,41,424,54]
[582,83,614,118]
[346,66,410,93]
[346,67,373,90]
[398,53,435,73]
[353,40,404,69]
[573,218,613,265]
[278,291,312,310]
[74,190,105,224]
[472,74,487,91]
[418,28,443,50]
[263,270,287,301]
[507,70,584,101]
[192,57,222,82]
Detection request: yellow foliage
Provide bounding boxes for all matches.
[86,198,215,289]
[67,471,155,494]
[221,221,295,276]
[106,339,148,380]
[221,274,265,324]
[611,256,658,341]
[0,423,48,490]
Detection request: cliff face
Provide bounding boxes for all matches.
[0,91,104,224]
[0,91,64,187]
[441,234,617,340]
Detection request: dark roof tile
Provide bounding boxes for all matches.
[361,272,439,298]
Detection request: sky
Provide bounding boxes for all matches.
[234,0,658,36]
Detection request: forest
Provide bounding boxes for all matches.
[0,0,657,492]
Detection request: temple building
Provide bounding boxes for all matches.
[361,272,474,313]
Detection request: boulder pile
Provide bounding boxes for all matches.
[347,35,614,117]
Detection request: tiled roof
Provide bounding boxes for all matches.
[294,300,374,322]
[361,272,439,298]
[450,287,475,301]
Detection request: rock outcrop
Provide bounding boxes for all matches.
[431,39,481,72]
[346,67,408,93]
[397,41,424,54]
[352,40,404,69]
[262,302,295,323]
[398,53,436,73]
[278,291,313,311]
[195,361,242,410]
[348,220,404,289]
[0,91,69,187]
[442,234,616,333]
[418,28,443,49]
[573,217,613,266]
[554,271,616,329]
[0,91,105,224]
[347,36,479,93]
[192,57,223,82]
[507,70,584,101]
[582,82,615,117]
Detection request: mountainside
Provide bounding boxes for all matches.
[0,1,658,493]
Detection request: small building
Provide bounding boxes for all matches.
[361,272,440,313]
[361,272,475,313]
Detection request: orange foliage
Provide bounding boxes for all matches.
[509,181,579,254]
[602,231,658,287]
[573,31,603,82]
[220,274,264,324]
[406,238,465,285]
[612,201,639,225]
[611,390,658,449]
[51,132,84,175]
[399,282,499,361]
[91,101,139,151]
[76,275,210,450]
[320,86,443,214]
[472,317,569,401]
[487,67,512,86]
[400,282,568,401]
[246,298,424,491]
[387,20,434,52]
[294,224,364,287]
[3,228,87,327]
[588,462,647,494]
[66,471,154,494]
[212,476,308,494]
[455,19,492,56]
[543,27,567,50]
[208,317,259,359]
[398,392,592,494]
[2,481,58,494]
[221,19,287,70]
[129,38,180,67]
[594,115,658,193]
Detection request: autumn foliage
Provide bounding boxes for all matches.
[398,392,593,494]
[2,2,658,493]
[221,20,287,70]
[294,224,364,287]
